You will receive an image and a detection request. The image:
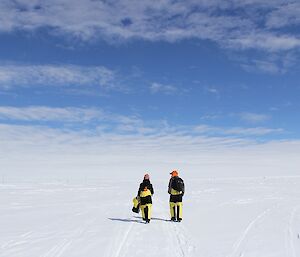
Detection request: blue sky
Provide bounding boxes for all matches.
[0,0,300,177]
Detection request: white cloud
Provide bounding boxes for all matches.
[204,86,220,97]
[207,88,219,94]
[230,33,300,52]
[241,60,282,74]
[150,82,177,95]
[0,122,298,179]
[0,106,151,136]
[0,106,282,137]
[240,112,271,124]
[0,65,116,90]
[239,51,298,74]
[194,124,282,136]
[0,0,299,52]
[0,106,104,122]
[266,3,300,29]
[0,105,296,178]
[224,127,283,136]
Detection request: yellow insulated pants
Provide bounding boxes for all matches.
[170,202,182,220]
[141,203,152,220]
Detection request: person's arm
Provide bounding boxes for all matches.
[182,180,185,196]
[137,183,142,196]
[150,184,154,195]
[168,178,172,194]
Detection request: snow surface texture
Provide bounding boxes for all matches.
[1,177,300,257]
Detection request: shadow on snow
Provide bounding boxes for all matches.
[108,218,145,224]
[108,216,170,223]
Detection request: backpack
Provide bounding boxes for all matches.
[172,177,184,192]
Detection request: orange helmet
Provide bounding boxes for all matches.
[170,170,178,177]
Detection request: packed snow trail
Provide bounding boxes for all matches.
[229,207,273,257]
[1,177,300,257]
[286,206,300,257]
[107,188,196,257]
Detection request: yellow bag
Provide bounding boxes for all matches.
[132,197,140,213]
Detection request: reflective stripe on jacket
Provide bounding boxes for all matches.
[170,188,182,195]
[140,189,151,198]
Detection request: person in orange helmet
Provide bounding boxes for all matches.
[137,173,154,223]
[168,170,185,222]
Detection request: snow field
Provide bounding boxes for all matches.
[0,177,299,257]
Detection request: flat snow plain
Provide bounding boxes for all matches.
[1,176,300,257]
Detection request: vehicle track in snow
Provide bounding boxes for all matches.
[228,206,274,257]
[0,206,93,256]
[41,213,98,257]
[3,205,98,257]
[0,231,34,250]
[286,206,300,257]
[42,239,73,257]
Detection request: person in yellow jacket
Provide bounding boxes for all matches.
[137,174,154,223]
[168,170,185,222]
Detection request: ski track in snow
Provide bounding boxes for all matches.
[108,198,195,257]
[229,206,274,257]
[0,231,33,250]
[286,206,300,257]
[110,221,134,257]
[157,199,196,257]
[1,207,96,257]
[165,221,195,257]
[2,178,300,257]
[41,213,98,257]
[42,239,73,257]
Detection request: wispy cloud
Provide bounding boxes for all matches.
[0,105,297,178]
[0,65,116,90]
[241,60,282,74]
[193,124,282,136]
[0,106,104,123]
[149,82,177,95]
[224,127,283,136]
[0,0,299,53]
[0,106,150,135]
[204,86,221,98]
[239,51,298,74]
[266,3,300,29]
[229,33,300,52]
[0,106,282,138]
[239,112,271,124]
[206,88,219,94]
[0,121,298,179]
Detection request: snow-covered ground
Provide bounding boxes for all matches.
[1,176,300,257]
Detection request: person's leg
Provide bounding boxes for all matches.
[148,204,152,221]
[141,205,146,220]
[170,202,176,221]
[177,202,183,221]
[144,205,149,223]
